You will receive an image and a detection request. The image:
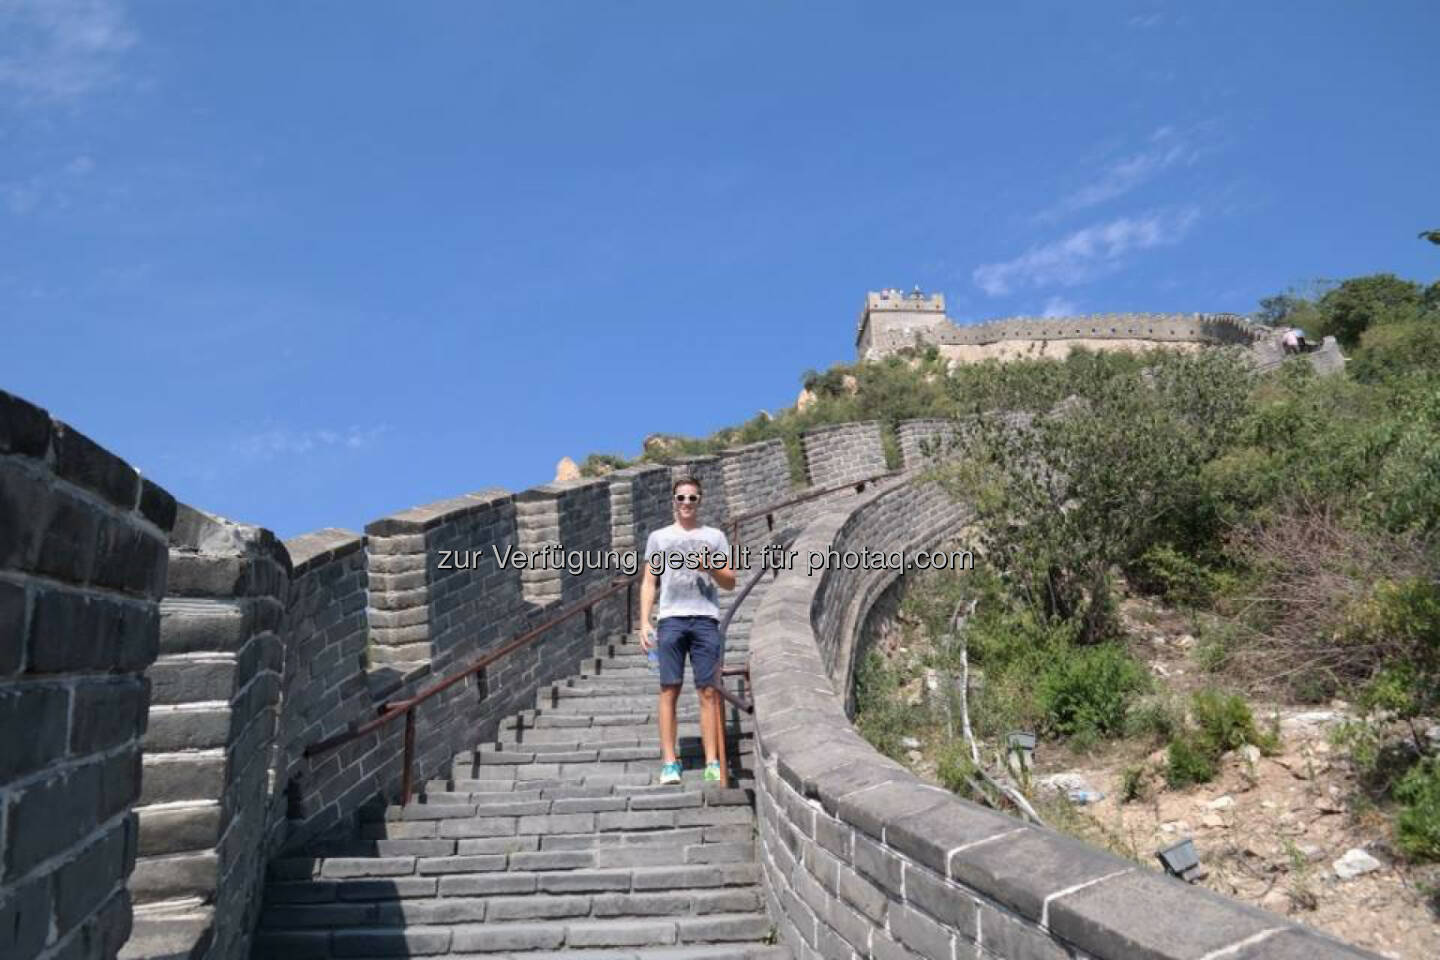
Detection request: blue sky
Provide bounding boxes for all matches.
[3,2,1436,539]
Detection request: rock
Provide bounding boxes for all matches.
[1206,795,1235,811]
[1176,634,1196,649]
[841,374,859,395]
[1037,772,1091,794]
[905,749,923,764]
[923,669,939,694]
[1426,724,1440,751]
[899,736,921,750]
[1201,812,1228,829]
[1332,848,1382,879]
[553,457,581,483]
[1240,745,1262,766]
[1296,843,1324,863]
[1280,710,1341,736]
[796,388,816,412]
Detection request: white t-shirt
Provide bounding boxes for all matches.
[644,523,730,619]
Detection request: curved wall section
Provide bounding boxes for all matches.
[748,478,1377,960]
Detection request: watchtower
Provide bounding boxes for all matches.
[856,287,947,360]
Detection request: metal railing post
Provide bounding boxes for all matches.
[401,711,416,807]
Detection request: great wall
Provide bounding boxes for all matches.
[2,296,1370,960]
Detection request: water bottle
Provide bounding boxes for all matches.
[647,648,660,673]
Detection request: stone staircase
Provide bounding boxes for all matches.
[252,584,785,959]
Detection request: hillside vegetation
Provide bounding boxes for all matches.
[597,272,1440,871]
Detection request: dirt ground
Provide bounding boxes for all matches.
[888,593,1440,960]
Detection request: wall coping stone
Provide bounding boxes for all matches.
[364,488,510,536]
[750,478,1382,960]
[284,528,365,575]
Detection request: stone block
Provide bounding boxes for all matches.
[69,677,148,754]
[0,390,52,457]
[53,422,139,509]
[450,921,565,952]
[332,928,451,956]
[0,874,51,957]
[949,827,1130,923]
[52,819,126,931]
[4,760,101,876]
[0,682,68,781]
[1046,869,1282,960]
[890,904,954,960]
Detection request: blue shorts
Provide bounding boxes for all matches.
[656,616,724,688]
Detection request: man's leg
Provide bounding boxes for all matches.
[697,685,720,766]
[655,619,687,768]
[690,618,725,772]
[658,684,681,764]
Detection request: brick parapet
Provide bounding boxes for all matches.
[748,477,1379,960]
[801,421,888,488]
[1,389,176,960]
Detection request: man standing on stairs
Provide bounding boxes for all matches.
[638,476,736,785]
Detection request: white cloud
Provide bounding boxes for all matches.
[972,208,1199,296]
[1037,126,1198,222]
[230,425,389,462]
[1127,12,1165,29]
[1040,296,1078,317]
[0,0,137,102]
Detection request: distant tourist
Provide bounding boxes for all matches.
[638,477,735,785]
[1282,328,1300,354]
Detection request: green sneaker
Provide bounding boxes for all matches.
[703,761,723,783]
[659,761,682,785]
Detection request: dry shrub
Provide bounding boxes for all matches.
[1213,504,1432,699]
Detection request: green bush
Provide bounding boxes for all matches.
[1165,731,1218,787]
[1395,757,1440,861]
[853,649,926,761]
[936,743,978,796]
[1191,688,1279,755]
[1120,764,1153,803]
[1037,644,1148,740]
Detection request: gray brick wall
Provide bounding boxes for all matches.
[801,422,888,489]
[129,504,291,960]
[1,390,176,960]
[718,440,794,544]
[896,418,967,471]
[270,529,368,855]
[748,478,1379,960]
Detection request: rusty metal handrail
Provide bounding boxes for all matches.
[305,572,640,804]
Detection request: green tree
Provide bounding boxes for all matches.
[1315,274,1424,348]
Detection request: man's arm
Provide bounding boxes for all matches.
[705,536,737,591]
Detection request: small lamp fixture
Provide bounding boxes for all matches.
[1156,838,1204,883]
[1006,731,1036,781]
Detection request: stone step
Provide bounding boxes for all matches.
[130,850,220,905]
[346,822,752,859]
[265,862,762,905]
[444,764,756,789]
[143,701,232,752]
[255,913,775,957]
[366,785,753,821]
[119,899,215,960]
[261,885,764,929]
[147,652,238,704]
[455,741,753,768]
[140,750,226,805]
[135,800,223,857]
